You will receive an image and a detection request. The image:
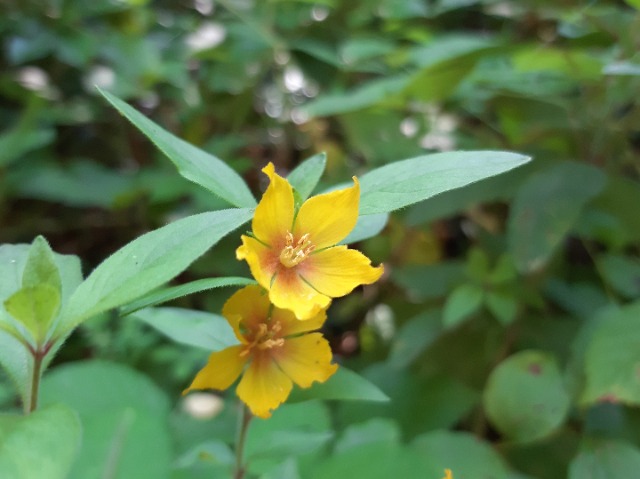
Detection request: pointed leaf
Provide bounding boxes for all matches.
[358,151,531,215]
[288,367,389,403]
[57,208,253,335]
[98,88,256,208]
[22,236,61,294]
[287,153,326,201]
[4,285,60,343]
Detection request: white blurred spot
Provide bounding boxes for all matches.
[400,117,419,137]
[84,65,115,91]
[140,91,159,109]
[17,66,49,91]
[311,6,329,22]
[183,392,224,420]
[186,22,226,52]
[274,50,291,66]
[284,65,305,92]
[194,0,214,15]
[365,304,395,341]
[291,107,310,125]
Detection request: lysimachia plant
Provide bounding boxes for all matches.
[0,88,528,478]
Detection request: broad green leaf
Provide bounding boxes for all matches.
[98,89,256,208]
[583,301,640,405]
[358,151,531,215]
[58,208,253,335]
[483,350,570,442]
[388,310,442,369]
[486,291,519,326]
[119,276,255,316]
[0,129,54,168]
[513,47,602,80]
[508,162,606,273]
[569,439,640,479]
[22,236,61,294]
[0,404,81,479]
[4,285,60,343]
[443,284,484,328]
[132,307,239,351]
[598,254,640,299]
[341,213,389,244]
[334,418,400,453]
[287,153,326,201]
[411,430,510,479]
[40,360,172,479]
[288,367,389,403]
[302,75,410,117]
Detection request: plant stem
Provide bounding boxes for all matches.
[28,348,44,414]
[233,406,253,479]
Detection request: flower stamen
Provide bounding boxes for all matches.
[279,232,315,268]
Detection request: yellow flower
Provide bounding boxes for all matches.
[442,469,453,479]
[184,285,337,418]
[237,162,384,320]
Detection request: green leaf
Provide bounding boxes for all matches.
[98,88,256,208]
[40,360,172,479]
[57,208,253,335]
[569,439,640,479]
[302,75,410,117]
[583,301,640,405]
[22,236,61,294]
[598,254,640,299]
[288,367,389,403]
[4,285,60,343]
[443,284,484,328]
[486,291,519,326]
[132,307,239,351]
[119,276,255,316]
[483,350,570,442]
[508,162,606,273]
[358,151,531,215]
[341,213,389,244]
[411,430,510,479]
[287,153,326,201]
[0,404,81,479]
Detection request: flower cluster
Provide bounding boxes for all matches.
[185,163,384,418]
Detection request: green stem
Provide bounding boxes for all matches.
[27,347,44,414]
[233,406,253,479]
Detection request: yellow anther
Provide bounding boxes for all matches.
[279,232,315,268]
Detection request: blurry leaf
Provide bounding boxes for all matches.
[334,418,400,453]
[603,61,640,75]
[288,367,389,403]
[58,208,253,335]
[132,307,238,351]
[248,430,333,462]
[404,35,500,101]
[119,276,255,316]
[443,284,484,328]
[287,152,326,201]
[303,75,410,117]
[359,150,531,215]
[393,262,465,301]
[569,439,640,479]
[98,89,256,208]
[341,213,389,244]
[483,350,570,442]
[598,254,640,299]
[0,404,81,479]
[0,331,31,404]
[583,301,640,405]
[544,279,610,318]
[486,291,519,326]
[388,310,442,369]
[513,47,602,80]
[40,360,172,479]
[411,430,510,479]
[14,160,137,208]
[4,285,60,343]
[593,176,640,243]
[340,37,396,64]
[0,129,54,168]
[508,162,606,273]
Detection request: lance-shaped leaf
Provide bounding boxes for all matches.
[57,208,253,336]
[287,152,326,201]
[358,150,531,215]
[98,88,256,208]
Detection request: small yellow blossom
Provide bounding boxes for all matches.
[237,162,383,320]
[442,469,453,479]
[184,285,337,418]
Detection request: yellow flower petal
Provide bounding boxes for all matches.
[273,333,337,388]
[252,163,295,245]
[222,284,270,341]
[184,345,247,394]
[293,177,360,249]
[269,268,331,320]
[236,235,278,290]
[442,469,453,479]
[273,306,327,337]
[301,245,384,297]
[236,350,293,418]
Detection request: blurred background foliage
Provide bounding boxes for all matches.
[1,0,640,477]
